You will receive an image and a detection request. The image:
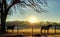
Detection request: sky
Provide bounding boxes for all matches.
[6,0,60,23]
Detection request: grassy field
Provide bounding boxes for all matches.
[6,28,60,34]
[1,28,60,37]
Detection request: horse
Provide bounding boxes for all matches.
[41,24,52,34]
[6,25,15,32]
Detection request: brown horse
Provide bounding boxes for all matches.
[6,25,15,32]
[41,24,52,34]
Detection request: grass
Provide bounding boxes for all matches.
[1,28,60,37]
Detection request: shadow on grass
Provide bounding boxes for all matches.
[4,35,25,37]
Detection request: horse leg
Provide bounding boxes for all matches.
[44,29,45,34]
[12,29,14,33]
[41,29,42,34]
[12,29,13,33]
[47,29,49,34]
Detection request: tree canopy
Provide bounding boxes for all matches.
[0,0,48,15]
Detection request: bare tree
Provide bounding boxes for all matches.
[0,0,48,33]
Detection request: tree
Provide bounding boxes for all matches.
[0,0,48,33]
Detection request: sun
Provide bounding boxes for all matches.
[28,16,38,23]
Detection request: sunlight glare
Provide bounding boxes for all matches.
[28,16,39,23]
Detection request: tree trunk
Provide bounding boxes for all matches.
[1,0,7,33]
[1,13,7,33]
[1,0,19,34]
[1,17,6,33]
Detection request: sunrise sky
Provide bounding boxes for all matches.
[6,0,60,23]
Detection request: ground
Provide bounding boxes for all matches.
[1,28,60,37]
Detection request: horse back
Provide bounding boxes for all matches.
[7,25,15,30]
